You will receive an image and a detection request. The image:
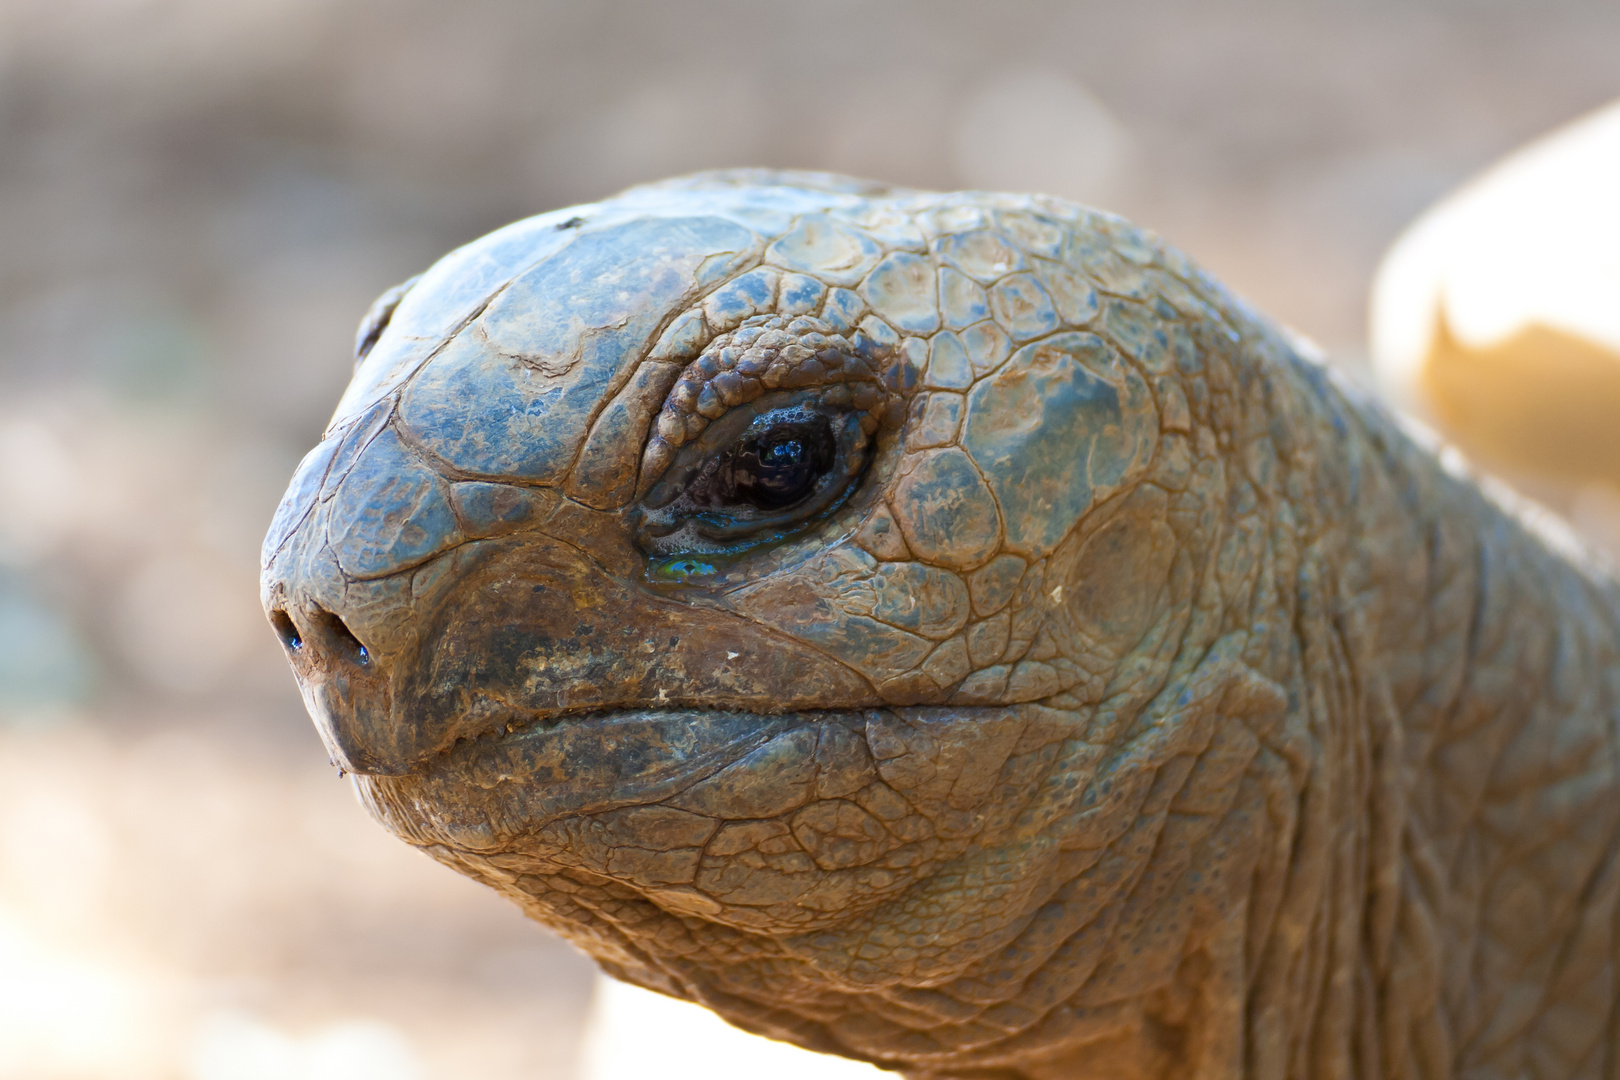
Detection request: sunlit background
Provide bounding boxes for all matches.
[3,1,1619,1076]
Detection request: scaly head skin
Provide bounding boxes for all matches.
[262,172,1620,1079]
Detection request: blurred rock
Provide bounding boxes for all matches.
[1371,98,1620,445]
[1371,97,1620,556]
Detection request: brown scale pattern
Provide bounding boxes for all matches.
[641,315,897,494]
[265,175,1620,1080]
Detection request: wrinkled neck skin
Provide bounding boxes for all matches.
[1267,349,1620,1080]
[1093,316,1620,1080]
[353,275,1620,1080]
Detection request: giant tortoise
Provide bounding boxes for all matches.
[261,171,1620,1080]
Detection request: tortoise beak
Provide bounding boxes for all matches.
[264,558,441,777]
[263,491,880,776]
[259,408,469,775]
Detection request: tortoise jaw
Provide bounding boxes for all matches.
[355,702,1022,942]
[269,523,884,776]
[286,625,410,776]
[353,705,839,849]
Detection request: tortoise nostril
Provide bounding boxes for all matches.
[315,609,371,666]
[270,609,303,651]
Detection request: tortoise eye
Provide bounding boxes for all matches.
[636,399,870,558]
[710,418,835,511]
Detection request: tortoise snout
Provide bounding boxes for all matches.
[266,595,415,776]
[269,605,372,669]
[261,406,487,775]
[261,472,460,777]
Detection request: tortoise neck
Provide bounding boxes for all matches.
[1289,347,1620,1079]
[1384,480,1620,1079]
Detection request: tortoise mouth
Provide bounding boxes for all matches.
[429,701,805,778]
[359,705,865,852]
[278,525,885,776]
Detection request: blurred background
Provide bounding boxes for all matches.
[2,1,1619,1077]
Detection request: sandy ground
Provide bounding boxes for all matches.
[2,2,1619,1076]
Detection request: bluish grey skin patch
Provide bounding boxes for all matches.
[332,214,582,429]
[837,206,926,252]
[933,229,1027,283]
[960,320,1013,376]
[398,216,757,483]
[889,446,1002,570]
[1037,262,1101,327]
[856,316,901,356]
[327,426,463,580]
[1070,237,1152,300]
[318,399,395,502]
[567,360,685,507]
[386,215,578,344]
[1099,297,1178,375]
[778,273,828,315]
[821,288,867,334]
[909,392,964,448]
[1167,322,1201,374]
[648,310,709,363]
[989,272,1061,342]
[964,332,1157,557]
[860,252,940,335]
[765,214,883,287]
[996,210,1067,259]
[449,481,556,539]
[938,267,990,330]
[706,267,780,326]
[263,398,393,569]
[263,436,341,568]
[926,333,974,390]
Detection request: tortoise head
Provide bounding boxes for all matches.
[261,173,1278,1067]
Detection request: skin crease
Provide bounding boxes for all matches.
[261,172,1620,1080]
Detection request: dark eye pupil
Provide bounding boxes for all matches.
[761,438,804,468]
[718,420,834,510]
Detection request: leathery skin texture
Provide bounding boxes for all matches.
[261,171,1620,1080]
